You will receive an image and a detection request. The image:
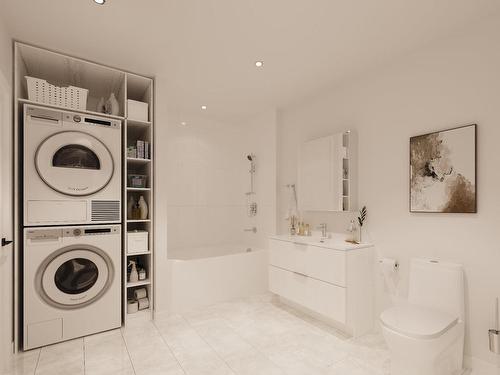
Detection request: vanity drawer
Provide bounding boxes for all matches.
[305,246,346,287]
[305,276,346,324]
[269,265,307,306]
[269,239,307,274]
[269,265,346,324]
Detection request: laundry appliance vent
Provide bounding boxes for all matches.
[91,200,120,222]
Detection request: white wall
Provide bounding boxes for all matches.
[164,111,276,253]
[277,20,500,367]
[0,17,13,370]
[153,107,276,311]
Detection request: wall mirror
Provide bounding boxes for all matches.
[298,131,357,212]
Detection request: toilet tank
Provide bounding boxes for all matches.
[408,258,465,321]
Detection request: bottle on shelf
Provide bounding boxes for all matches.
[128,260,139,283]
[138,195,148,220]
[127,195,136,219]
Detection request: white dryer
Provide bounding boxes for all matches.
[23,104,122,226]
[23,225,121,350]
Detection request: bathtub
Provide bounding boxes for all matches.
[167,245,268,313]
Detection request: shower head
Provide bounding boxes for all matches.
[247,154,255,161]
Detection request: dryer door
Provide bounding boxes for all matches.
[37,245,114,309]
[35,131,114,196]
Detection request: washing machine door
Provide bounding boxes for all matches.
[35,131,114,196]
[37,245,114,309]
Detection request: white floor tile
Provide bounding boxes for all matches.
[2,349,40,375]
[35,339,84,375]
[8,294,393,375]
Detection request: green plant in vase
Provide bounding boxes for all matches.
[357,206,367,243]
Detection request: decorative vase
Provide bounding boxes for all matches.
[138,196,148,220]
[106,93,119,115]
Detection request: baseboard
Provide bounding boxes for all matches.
[464,355,500,375]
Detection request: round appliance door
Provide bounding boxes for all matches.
[36,245,114,309]
[35,131,114,196]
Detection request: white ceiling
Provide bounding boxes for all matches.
[1,0,499,121]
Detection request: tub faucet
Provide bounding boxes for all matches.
[318,223,327,238]
[244,227,257,233]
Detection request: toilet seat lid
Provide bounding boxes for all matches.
[380,303,459,339]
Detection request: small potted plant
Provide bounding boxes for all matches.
[357,206,367,243]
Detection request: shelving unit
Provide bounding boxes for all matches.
[13,42,155,350]
[123,73,154,322]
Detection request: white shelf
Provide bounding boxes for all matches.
[127,279,151,288]
[127,251,151,256]
[127,157,151,164]
[124,72,154,327]
[127,119,151,127]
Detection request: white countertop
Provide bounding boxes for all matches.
[269,234,373,251]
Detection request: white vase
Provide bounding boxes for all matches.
[106,93,119,115]
[138,196,148,220]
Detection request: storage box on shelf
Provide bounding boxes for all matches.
[127,230,149,254]
[26,76,89,110]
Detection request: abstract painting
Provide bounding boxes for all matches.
[410,125,476,213]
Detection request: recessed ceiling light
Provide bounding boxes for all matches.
[255,61,264,68]
[201,105,207,110]
[181,122,187,126]
[94,0,105,4]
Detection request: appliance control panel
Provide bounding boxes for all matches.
[63,113,120,129]
[26,225,120,240]
[63,225,120,237]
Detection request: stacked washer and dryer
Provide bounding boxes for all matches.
[22,104,122,350]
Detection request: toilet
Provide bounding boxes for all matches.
[380,258,465,375]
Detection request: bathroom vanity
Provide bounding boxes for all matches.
[268,235,374,337]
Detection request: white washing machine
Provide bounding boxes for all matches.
[23,104,122,226]
[23,225,121,350]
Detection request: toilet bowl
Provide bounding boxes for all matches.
[380,258,465,375]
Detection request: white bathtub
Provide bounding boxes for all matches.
[167,245,268,313]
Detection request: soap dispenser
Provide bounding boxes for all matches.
[128,260,139,283]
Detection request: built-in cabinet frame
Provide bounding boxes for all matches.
[13,42,155,351]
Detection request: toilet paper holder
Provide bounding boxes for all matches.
[489,298,500,354]
[378,258,399,271]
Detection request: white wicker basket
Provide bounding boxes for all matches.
[26,76,89,110]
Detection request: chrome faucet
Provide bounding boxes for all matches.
[318,223,327,238]
[244,227,257,233]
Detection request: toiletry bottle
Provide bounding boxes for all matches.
[128,260,139,283]
[138,268,147,281]
[138,195,148,220]
[305,223,310,236]
[132,201,141,220]
[127,195,135,219]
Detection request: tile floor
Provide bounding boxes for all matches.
[5,294,391,374]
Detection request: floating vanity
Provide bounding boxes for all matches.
[268,234,374,337]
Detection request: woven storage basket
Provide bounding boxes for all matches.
[26,76,89,110]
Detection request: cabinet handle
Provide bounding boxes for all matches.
[293,271,307,277]
[1,238,13,247]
